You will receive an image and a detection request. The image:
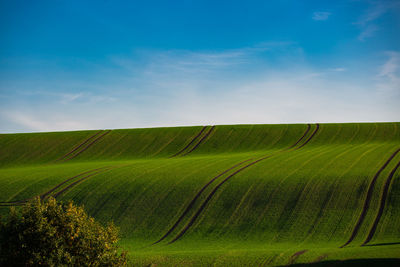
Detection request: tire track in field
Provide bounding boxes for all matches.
[326,125,391,242]
[302,145,381,244]
[297,123,319,149]
[54,130,103,162]
[153,124,313,245]
[273,125,348,238]
[254,130,345,229]
[136,160,227,233]
[311,254,329,264]
[181,126,215,156]
[152,124,288,244]
[362,158,400,245]
[340,147,400,248]
[287,124,311,149]
[170,126,207,157]
[287,249,308,265]
[285,137,365,242]
[152,157,254,244]
[42,167,112,199]
[52,165,125,199]
[62,130,112,162]
[0,167,111,206]
[167,124,319,244]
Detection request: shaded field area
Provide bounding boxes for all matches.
[1,122,400,266]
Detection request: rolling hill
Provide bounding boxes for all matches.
[1,122,400,266]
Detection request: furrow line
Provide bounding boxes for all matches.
[286,124,311,150]
[55,130,103,162]
[53,165,122,199]
[297,123,319,148]
[63,130,111,161]
[168,156,273,244]
[0,167,110,206]
[362,158,400,245]
[153,124,313,244]
[168,124,318,244]
[340,147,400,248]
[152,158,254,244]
[182,126,215,156]
[41,167,111,199]
[302,145,381,244]
[170,126,207,157]
[287,249,308,265]
[328,145,388,244]
[312,254,329,264]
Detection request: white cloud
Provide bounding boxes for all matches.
[0,112,91,132]
[357,1,391,26]
[376,51,400,98]
[379,51,400,77]
[355,1,400,41]
[113,42,295,75]
[59,93,83,104]
[358,24,379,41]
[141,72,397,126]
[312,11,331,21]
[1,70,398,133]
[17,90,116,105]
[328,67,346,72]
[1,45,399,133]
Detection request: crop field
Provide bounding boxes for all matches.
[1,122,400,266]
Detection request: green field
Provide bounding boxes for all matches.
[1,123,400,266]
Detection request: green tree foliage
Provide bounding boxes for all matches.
[0,197,127,266]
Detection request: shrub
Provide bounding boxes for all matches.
[0,197,127,266]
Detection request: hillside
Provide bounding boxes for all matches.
[1,122,400,266]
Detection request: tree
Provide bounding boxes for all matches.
[0,197,127,266]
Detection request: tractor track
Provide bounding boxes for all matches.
[362,158,400,245]
[170,126,208,157]
[55,130,103,162]
[340,147,400,248]
[287,124,311,149]
[167,124,318,244]
[44,167,112,199]
[300,144,371,241]
[312,254,329,263]
[152,157,254,244]
[297,123,319,149]
[53,165,122,199]
[182,126,215,156]
[62,130,111,162]
[167,154,277,244]
[0,167,111,206]
[287,249,308,265]
[153,124,314,245]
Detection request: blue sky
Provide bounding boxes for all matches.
[0,0,399,132]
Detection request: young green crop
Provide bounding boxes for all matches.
[1,122,399,266]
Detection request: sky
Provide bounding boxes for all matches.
[0,0,399,133]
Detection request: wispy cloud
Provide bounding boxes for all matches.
[376,51,400,97]
[0,111,91,132]
[312,11,331,21]
[379,51,400,77]
[112,42,295,74]
[59,93,84,104]
[1,45,399,133]
[357,1,391,26]
[16,90,116,105]
[328,67,346,72]
[356,1,399,41]
[358,24,379,41]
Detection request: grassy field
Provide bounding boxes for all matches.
[1,122,400,266]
